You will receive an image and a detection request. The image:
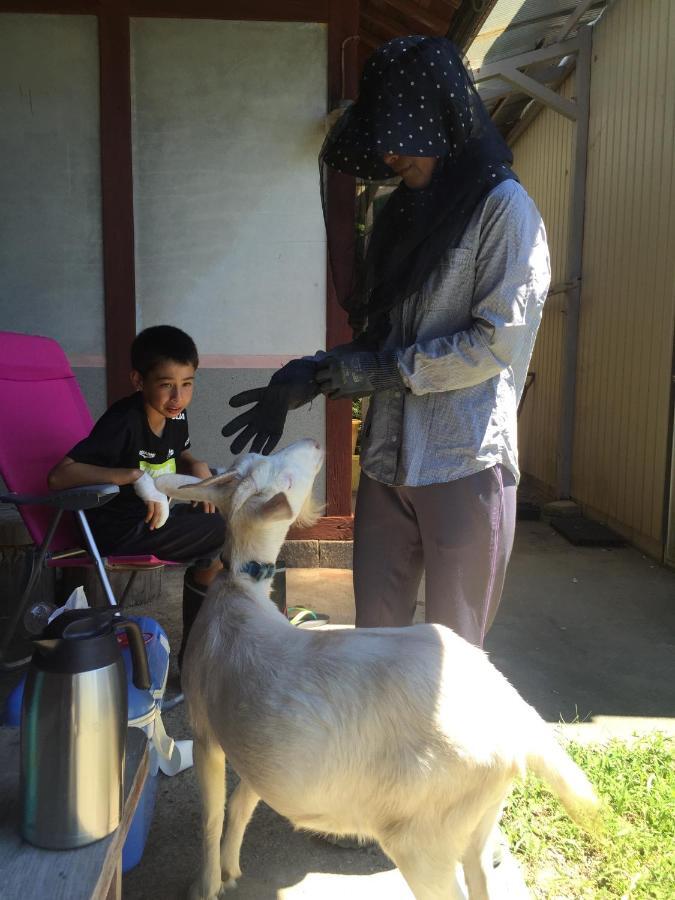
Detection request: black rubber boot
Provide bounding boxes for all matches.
[177,569,208,671]
[270,559,287,616]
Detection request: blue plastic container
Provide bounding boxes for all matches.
[119,615,170,872]
[2,675,24,727]
[2,614,170,873]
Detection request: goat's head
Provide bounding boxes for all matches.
[156,439,324,537]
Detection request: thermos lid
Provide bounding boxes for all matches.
[32,609,121,675]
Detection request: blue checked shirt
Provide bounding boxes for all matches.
[360,179,550,487]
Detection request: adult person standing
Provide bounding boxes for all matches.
[223,36,550,648]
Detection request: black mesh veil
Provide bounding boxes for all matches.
[320,35,516,343]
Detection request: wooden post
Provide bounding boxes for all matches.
[325,0,360,518]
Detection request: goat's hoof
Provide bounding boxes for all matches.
[222,865,241,883]
[187,878,225,900]
[223,876,238,891]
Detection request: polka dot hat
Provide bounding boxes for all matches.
[320,35,516,342]
[322,35,475,180]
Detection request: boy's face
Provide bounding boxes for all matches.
[131,360,196,420]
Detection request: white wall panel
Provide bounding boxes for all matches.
[0,14,104,357]
[130,19,328,356]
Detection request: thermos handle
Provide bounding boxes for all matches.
[116,619,151,690]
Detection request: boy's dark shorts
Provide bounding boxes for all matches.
[98,505,226,567]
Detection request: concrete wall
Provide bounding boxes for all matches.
[1,14,328,499]
[129,17,328,482]
[130,18,327,356]
[0,13,106,413]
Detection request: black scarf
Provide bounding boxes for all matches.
[320,35,516,343]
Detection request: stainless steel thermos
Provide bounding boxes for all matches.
[20,609,150,849]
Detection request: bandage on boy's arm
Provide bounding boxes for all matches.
[133,472,170,529]
[47,456,143,492]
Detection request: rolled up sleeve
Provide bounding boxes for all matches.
[397,184,551,395]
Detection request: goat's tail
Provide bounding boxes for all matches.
[526,732,600,829]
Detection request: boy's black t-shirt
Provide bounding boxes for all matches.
[68,392,191,545]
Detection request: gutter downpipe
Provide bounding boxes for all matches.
[557,25,592,499]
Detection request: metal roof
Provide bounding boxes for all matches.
[466,0,611,139]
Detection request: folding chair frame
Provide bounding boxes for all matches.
[0,484,122,662]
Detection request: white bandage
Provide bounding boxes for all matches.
[133,472,170,528]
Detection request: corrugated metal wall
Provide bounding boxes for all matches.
[512,0,675,557]
[511,76,575,491]
[574,0,675,557]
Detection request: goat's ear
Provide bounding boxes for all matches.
[259,492,293,522]
[155,472,236,505]
[193,471,239,488]
[154,474,202,497]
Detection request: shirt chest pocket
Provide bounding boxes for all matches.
[406,248,476,340]
[425,248,475,309]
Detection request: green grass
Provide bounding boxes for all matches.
[501,732,675,898]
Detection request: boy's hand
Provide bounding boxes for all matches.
[180,455,216,514]
[133,472,169,529]
[144,500,168,530]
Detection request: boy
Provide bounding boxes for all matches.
[48,325,224,668]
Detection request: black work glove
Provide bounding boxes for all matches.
[315,348,404,400]
[222,358,320,455]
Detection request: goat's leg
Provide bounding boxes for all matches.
[220,777,260,884]
[381,836,466,900]
[189,738,227,900]
[461,800,507,900]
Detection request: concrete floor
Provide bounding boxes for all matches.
[3,519,674,898]
[120,519,674,899]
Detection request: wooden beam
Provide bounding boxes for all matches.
[129,0,330,20]
[0,0,329,19]
[359,30,381,52]
[498,66,578,120]
[381,0,448,34]
[98,12,136,404]
[506,59,576,144]
[365,0,425,37]
[473,37,579,82]
[362,8,435,42]
[288,515,353,541]
[554,0,599,42]
[325,0,359,520]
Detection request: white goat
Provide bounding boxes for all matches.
[157,440,599,900]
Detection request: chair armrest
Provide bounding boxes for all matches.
[0,483,120,511]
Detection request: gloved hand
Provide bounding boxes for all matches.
[315,348,404,400]
[133,472,170,529]
[222,358,320,455]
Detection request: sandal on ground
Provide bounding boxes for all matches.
[288,606,330,628]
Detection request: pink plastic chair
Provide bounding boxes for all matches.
[0,331,177,664]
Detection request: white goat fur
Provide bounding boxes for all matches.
[157,440,598,900]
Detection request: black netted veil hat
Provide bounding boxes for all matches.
[320,35,516,341]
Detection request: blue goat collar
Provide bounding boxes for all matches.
[239,561,276,582]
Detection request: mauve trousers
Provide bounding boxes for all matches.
[353,465,517,647]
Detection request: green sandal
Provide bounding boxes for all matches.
[288,606,330,628]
